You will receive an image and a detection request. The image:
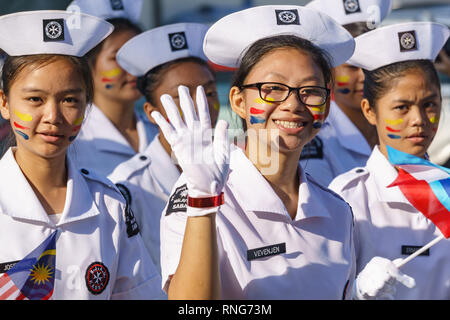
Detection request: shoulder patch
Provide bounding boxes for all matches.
[80,168,116,190]
[116,183,140,238]
[330,167,369,193]
[300,136,323,160]
[166,184,188,216]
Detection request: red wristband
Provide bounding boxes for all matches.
[187,193,224,208]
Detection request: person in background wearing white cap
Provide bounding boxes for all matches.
[0,10,164,299]
[67,0,158,177]
[104,23,219,286]
[330,22,450,299]
[300,0,392,187]
[150,5,359,299]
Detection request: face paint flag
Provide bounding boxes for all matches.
[0,231,57,300]
[386,145,450,238]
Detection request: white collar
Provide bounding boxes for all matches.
[81,104,156,155]
[0,148,100,226]
[366,146,411,204]
[228,146,331,221]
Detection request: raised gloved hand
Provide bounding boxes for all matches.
[354,256,416,300]
[151,85,230,216]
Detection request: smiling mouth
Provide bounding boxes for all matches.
[274,120,307,129]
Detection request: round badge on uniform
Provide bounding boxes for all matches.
[85,262,110,295]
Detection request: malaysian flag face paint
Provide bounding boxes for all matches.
[249,97,273,125]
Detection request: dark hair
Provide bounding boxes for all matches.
[138,57,216,106]
[231,35,333,89]
[342,22,371,38]
[85,17,142,70]
[363,59,441,108]
[2,54,94,104]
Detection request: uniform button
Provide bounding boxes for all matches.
[355,169,364,173]
[81,168,89,175]
[139,155,147,161]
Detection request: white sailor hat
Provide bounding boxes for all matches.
[67,0,143,25]
[0,10,113,57]
[117,23,209,77]
[347,22,450,71]
[306,0,392,27]
[203,5,355,68]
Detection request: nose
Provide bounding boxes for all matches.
[409,105,426,127]
[42,100,63,124]
[279,89,307,113]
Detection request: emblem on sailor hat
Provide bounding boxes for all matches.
[110,0,124,11]
[169,32,188,51]
[275,9,300,25]
[398,30,417,52]
[43,19,64,42]
[343,0,361,14]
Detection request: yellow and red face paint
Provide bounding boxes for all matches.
[336,75,350,94]
[249,98,273,124]
[385,118,403,139]
[69,115,84,141]
[309,104,326,129]
[429,116,439,133]
[13,109,33,140]
[101,68,122,89]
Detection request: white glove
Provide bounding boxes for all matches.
[151,85,230,217]
[354,257,416,300]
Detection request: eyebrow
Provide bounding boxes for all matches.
[21,87,84,95]
[393,93,441,104]
[263,72,323,84]
[169,80,216,92]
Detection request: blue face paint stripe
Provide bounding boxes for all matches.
[15,130,29,140]
[250,116,265,124]
[388,134,401,139]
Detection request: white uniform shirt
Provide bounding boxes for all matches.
[330,146,450,299]
[70,104,158,177]
[161,146,356,299]
[300,101,372,186]
[109,135,180,275]
[0,148,165,300]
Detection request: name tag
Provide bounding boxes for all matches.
[0,260,20,274]
[401,245,430,256]
[247,243,286,261]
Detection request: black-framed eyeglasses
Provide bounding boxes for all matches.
[240,82,330,106]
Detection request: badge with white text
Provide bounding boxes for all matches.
[85,262,110,295]
[166,184,188,215]
[247,243,286,261]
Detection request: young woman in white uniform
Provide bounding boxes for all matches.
[152,5,359,299]
[67,0,158,176]
[299,0,392,186]
[107,22,220,276]
[0,10,163,300]
[330,22,450,299]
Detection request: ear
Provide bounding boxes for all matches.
[0,90,10,121]
[361,98,377,126]
[229,86,246,120]
[143,101,160,125]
